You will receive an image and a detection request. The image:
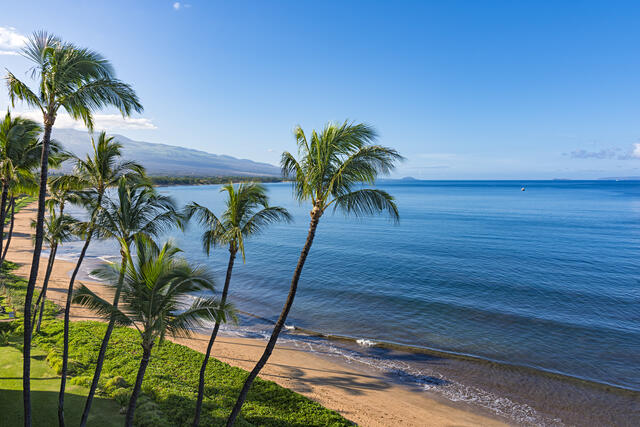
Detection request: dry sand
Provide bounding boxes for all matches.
[7,202,508,427]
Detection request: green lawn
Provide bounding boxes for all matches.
[0,343,124,426]
[0,259,352,426]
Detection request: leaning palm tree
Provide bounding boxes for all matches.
[30,210,76,333]
[226,121,402,425]
[185,182,291,426]
[58,132,143,424]
[78,178,181,427]
[73,236,233,427]
[6,31,142,426]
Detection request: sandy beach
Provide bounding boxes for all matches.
[7,202,507,427]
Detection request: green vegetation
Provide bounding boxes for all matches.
[0,344,124,426]
[2,29,399,427]
[149,176,282,186]
[30,320,350,426]
[226,121,402,424]
[1,260,350,426]
[186,183,291,425]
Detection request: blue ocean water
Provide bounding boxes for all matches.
[60,180,640,424]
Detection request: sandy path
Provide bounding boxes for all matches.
[7,203,508,427]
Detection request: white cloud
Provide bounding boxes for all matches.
[633,143,640,158]
[0,26,27,55]
[173,2,181,10]
[17,110,157,131]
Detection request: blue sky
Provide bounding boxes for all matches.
[2,1,640,179]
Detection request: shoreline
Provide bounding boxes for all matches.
[7,202,507,427]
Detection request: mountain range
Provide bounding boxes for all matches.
[51,128,280,177]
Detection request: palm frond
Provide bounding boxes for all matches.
[330,188,399,222]
[72,284,133,326]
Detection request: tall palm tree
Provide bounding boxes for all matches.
[6,31,142,427]
[73,236,233,427]
[58,133,143,425]
[185,182,291,426]
[226,121,402,425]
[30,210,76,333]
[78,178,181,427]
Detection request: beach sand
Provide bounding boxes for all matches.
[7,203,507,427]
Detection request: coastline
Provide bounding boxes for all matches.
[7,202,506,427]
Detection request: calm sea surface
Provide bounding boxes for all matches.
[60,180,640,426]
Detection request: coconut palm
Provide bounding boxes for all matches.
[6,31,142,426]
[185,182,291,426]
[226,121,402,425]
[72,236,233,427]
[58,132,143,423]
[25,174,83,325]
[78,178,181,427]
[30,211,76,333]
[0,111,41,259]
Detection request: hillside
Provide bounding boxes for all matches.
[51,129,280,177]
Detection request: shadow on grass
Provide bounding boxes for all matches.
[0,389,124,427]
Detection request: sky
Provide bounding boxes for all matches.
[2,0,640,179]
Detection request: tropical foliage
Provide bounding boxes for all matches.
[73,236,231,426]
[185,182,291,425]
[5,31,142,427]
[2,28,401,427]
[226,121,402,425]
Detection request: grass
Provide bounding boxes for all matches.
[0,294,15,320]
[0,343,124,426]
[0,261,352,426]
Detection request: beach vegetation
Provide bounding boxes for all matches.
[78,177,181,426]
[226,120,402,425]
[5,30,142,426]
[57,132,144,423]
[72,235,232,426]
[185,182,291,426]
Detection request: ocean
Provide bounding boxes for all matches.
[59,180,640,426]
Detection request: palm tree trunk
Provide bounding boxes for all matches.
[0,181,9,264]
[1,196,16,264]
[79,251,128,427]
[193,247,236,426]
[226,213,321,426]
[57,229,95,427]
[125,344,152,427]
[34,243,57,334]
[23,119,52,427]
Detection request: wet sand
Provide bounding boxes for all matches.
[8,203,507,427]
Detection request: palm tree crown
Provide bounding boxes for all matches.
[186,182,292,261]
[94,178,181,250]
[73,236,233,426]
[7,31,142,130]
[282,120,403,221]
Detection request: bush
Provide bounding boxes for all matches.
[33,320,352,426]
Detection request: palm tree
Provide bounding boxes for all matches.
[226,121,402,425]
[58,132,143,424]
[30,210,76,333]
[6,31,142,426]
[185,182,291,426]
[78,178,181,427]
[73,236,233,427]
[26,175,84,327]
[0,111,41,260]
[0,112,65,265]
